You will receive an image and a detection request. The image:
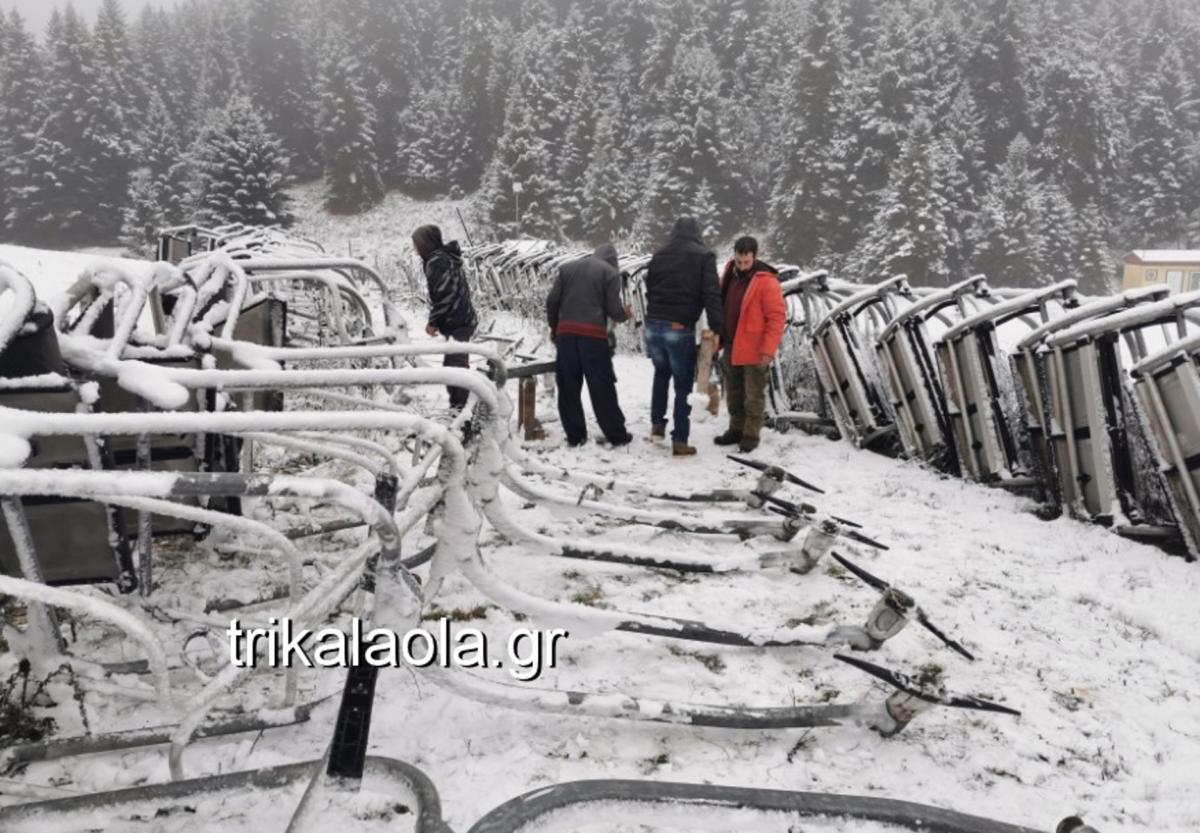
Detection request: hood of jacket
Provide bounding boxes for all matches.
[593,243,619,270]
[412,225,444,261]
[669,217,703,245]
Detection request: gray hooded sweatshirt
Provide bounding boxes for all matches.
[546,243,629,340]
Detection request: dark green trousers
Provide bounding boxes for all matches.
[722,353,769,438]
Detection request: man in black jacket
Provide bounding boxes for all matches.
[413,224,478,411]
[644,217,723,456]
[546,243,633,447]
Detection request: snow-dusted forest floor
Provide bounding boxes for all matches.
[4,326,1199,831]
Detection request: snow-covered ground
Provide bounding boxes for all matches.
[5,332,1199,832]
[2,231,1197,831]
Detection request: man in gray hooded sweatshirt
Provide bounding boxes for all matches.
[546,243,633,447]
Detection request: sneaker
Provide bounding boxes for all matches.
[672,441,697,456]
[651,423,666,440]
[714,429,742,446]
[738,435,760,453]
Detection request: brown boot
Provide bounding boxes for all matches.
[651,423,666,440]
[672,441,697,456]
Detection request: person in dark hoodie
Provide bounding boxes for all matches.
[643,217,723,456]
[413,224,478,411]
[713,236,786,453]
[546,243,634,447]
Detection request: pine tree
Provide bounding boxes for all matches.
[555,65,599,240]
[133,7,178,121]
[479,34,564,239]
[1076,200,1117,293]
[581,87,635,242]
[970,135,1046,286]
[851,120,961,287]
[119,92,193,255]
[190,96,292,228]
[8,8,133,244]
[339,0,420,188]
[317,31,384,213]
[177,0,245,127]
[1032,54,1123,212]
[1125,85,1189,247]
[0,11,43,237]
[767,0,862,264]
[966,0,1029,169]
[245,0,320,178]
[633,43,733,244]
[93,0,142,133]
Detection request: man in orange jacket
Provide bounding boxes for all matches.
[713,236,787,453]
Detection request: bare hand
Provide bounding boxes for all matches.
[623,303,634,319]
[425,323,438,337]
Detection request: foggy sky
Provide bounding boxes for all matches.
[3,0,160,34]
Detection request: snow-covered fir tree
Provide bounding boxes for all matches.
[850,119,962,286]
[970,135,1047,286]
[119,92,192,255]
[189,96,292,228]
[0,11,42,236]
[1124,85,1190,248]
[317,30,384,214]
[245,0,320,179]
[0,0,1197,275]
[7,8,133,244]
[767,0,861,264]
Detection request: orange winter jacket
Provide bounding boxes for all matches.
[720,260,787,366]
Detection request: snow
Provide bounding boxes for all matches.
[1127,250,1200,264]
[3,295,1200,832]
[0,245,161,335]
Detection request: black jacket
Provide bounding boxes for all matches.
[424,241,477,335]
[546,243,628,340]
[644,218,723,333]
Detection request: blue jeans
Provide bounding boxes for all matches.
[645,319,697,443]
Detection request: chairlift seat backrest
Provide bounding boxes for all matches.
[0,309,129,586]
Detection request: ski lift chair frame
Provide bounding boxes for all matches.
[0,756,1059,833]
[932,281,1080,489]
[1031,289,1200,538]
[1011,286,1171,515]
[109,358,998,716]
[0,465,416,782]
[810,275,916,449]
[1130,327,1200,561]
[0,404,467,780]
[874,275,996,472]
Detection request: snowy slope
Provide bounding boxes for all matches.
[0,244,158,332]
[7,338,1198,832]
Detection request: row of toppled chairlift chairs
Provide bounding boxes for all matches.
[804,270,1200,558]
[0,229,1097,831]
